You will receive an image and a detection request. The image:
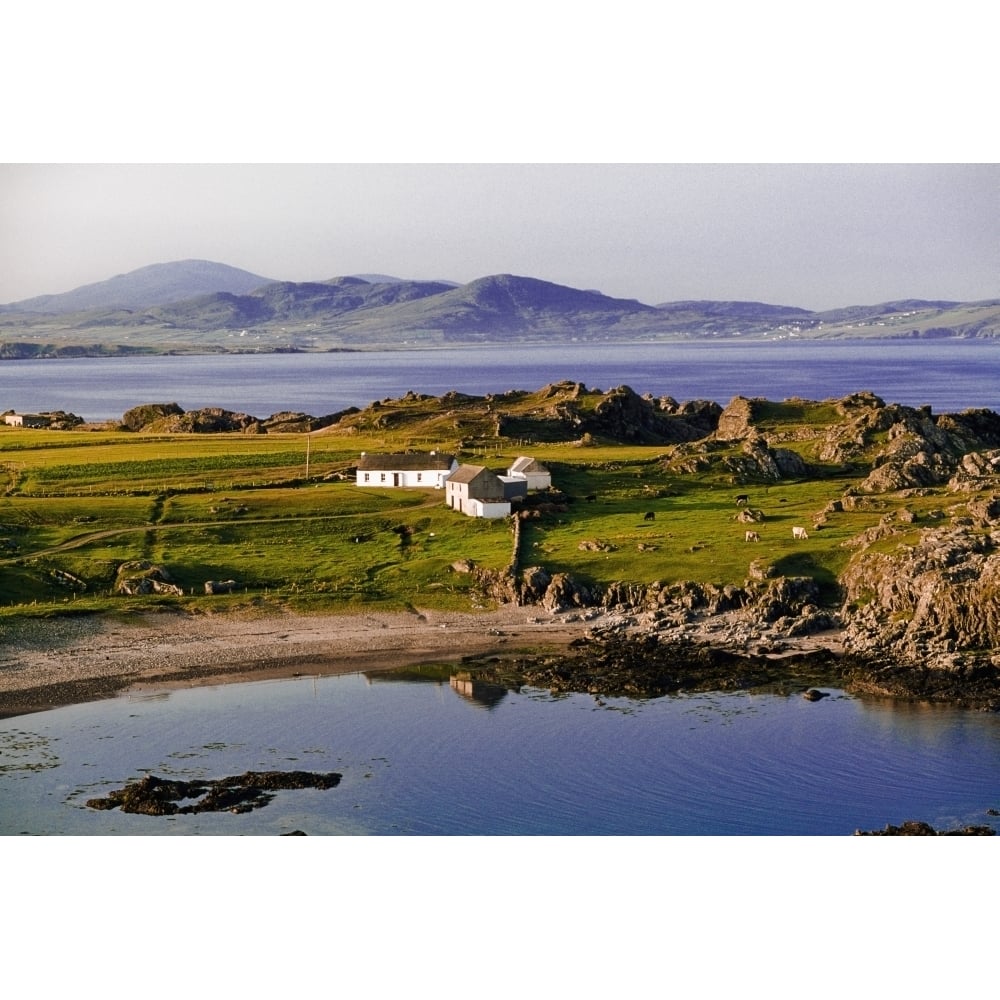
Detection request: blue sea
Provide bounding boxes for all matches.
[2,671,999,836]
[0,339,998,422]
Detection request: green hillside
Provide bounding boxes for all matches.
[3,384,998,625]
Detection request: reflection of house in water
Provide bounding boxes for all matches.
[360,670,508,709]
[449,674,508,710]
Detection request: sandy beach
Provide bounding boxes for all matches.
[0,605,595,718]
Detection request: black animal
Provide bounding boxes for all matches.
[735,494,749,506]
[584,494,597,502]
[643,511,656,521]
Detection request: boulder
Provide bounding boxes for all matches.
[115,561,184,596]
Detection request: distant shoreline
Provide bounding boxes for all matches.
[2,333,998,365]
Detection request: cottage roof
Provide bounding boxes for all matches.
[357,452,455,471]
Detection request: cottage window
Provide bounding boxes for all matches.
[364,473,370,483]
[417,473,422,482]
[380,473,386,483]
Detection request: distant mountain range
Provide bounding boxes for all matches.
[1,259,997,358]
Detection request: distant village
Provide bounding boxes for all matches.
[356,451,551,518]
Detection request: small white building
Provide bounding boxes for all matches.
[356,451,458,488]
[446,464,511,519]
[4,412,49,428]
[506,456,551,490]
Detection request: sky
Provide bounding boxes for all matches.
[2,6,997,313]
[1,163,997,311]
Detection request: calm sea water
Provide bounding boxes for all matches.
[1,340,998,422]
[2,671,998,836]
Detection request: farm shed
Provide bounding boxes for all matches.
[446,464,512,519]
[506,455,551,490]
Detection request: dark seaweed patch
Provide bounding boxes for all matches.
[85,770,342,815]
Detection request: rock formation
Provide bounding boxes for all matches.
[115,561,184,596]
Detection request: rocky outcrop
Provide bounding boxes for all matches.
[854,404,1000,494]
[855,820,995,836]
[948,450,1000,492]
[839,524,1000,671]
[152,406,262,434]
[714,396,761,441]
[120,402,184,431]
[721,435,812,482]
[467,632,840,701]
[115,561,184,596]
[493,383,721,445]
[588,385,721,443]
[119,403,352,434]
[486,565,827,635]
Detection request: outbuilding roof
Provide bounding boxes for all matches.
[509,456,548,474]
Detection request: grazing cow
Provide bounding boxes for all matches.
[792,526,809,540]
[745,530,760,542]
[643,511,656,521]
[735,494,749,506]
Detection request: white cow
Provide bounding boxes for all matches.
[792,526,809,540]
[745,530,760,542]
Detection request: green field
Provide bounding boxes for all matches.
[1,387,993,621]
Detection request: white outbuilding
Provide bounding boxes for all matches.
[506,456,551,491]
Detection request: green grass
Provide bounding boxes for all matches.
[2,391,994,618]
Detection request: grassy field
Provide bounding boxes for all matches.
[0,387,989,619]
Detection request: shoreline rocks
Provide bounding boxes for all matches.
[855,820,995,836]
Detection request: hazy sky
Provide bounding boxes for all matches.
[1,163,996,310]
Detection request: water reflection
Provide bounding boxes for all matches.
[448,674,509,710]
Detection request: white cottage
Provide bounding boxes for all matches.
[506,456,551,491]
[356,451,458,488]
